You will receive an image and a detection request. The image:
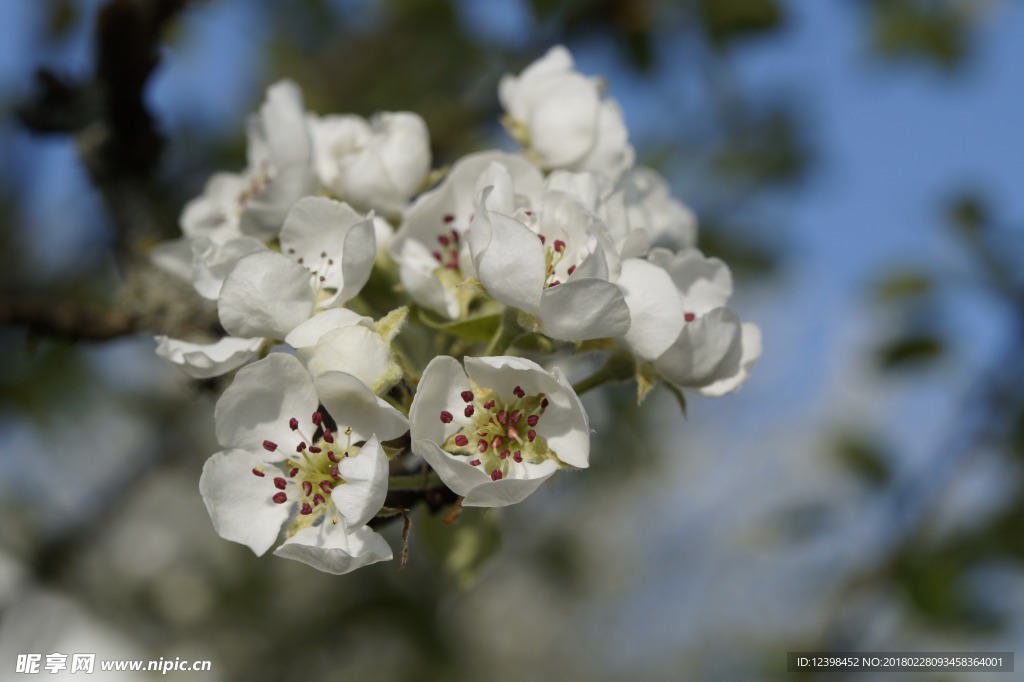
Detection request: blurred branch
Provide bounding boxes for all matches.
[0,298,134,341]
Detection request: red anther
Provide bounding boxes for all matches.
[461,390,474,402]
[507,425,519,441]
[491,435,503,451]
[308,446,322,453]
[302,481,313,496]
[454,435,469,447]
[513,451,523,463]
[289,418,299,431]
[497,410,508,425]
[300,503,313,516]
[313,494,325,506]
[491,470,503,481]
[432,251,443,262]
[510,410,521,424]
[538,234,546,244]
[513,385,525,398]
[319,481,333,494]
[272,492,287,504]
[312,411,323,425]
[527,414,539,427]
[684,312,696,322]
[296,442,306,452]
[438,234,451,247]
[500,449,510,460]
[273,477,287,490]
[525,210,533,217]
[251,468,265,477]
[483,399,496,409]
[323,429,334,443]
[262,440,278,452]
[443,214,455,223]
[478,439,488,452]
[440,411,454,424]
[540,398,549,408]
[328,451,339,463]
[549,279,561,287]
[567,264,576,276]
[289,467,299,477]
[330,466,340,478]
[554,239,566,253]
[528,429,537,442]
[464,405,475,418]
[469,459,481,466]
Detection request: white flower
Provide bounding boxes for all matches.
[199,353,408,574]
[603,167,698,258]
[390,151,543,319]
[468,171,631,341]
[617,247,761,396]
[311,111,431,217]
[217,196,376,340]
[155,336,264,380]
[500,46,634,182]
[409,355,589,507]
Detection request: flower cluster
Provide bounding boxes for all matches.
[154,46,761,574]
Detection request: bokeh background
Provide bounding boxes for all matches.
[1,0,1023,680]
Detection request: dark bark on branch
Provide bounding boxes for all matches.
[0,298,134,341]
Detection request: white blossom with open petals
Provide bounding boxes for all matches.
[199,353,408,574]
[217,196,375,341]
[409,355,588,507]
[390,151,543,319]
[500,46,634,182]
[617,247,761,396]
[468,174,630,341]
[312,112,431,217]
[603,167,698,258]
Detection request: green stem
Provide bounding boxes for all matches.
[388,472,443,490]
[572,350,636,395]
[485,306,525,355]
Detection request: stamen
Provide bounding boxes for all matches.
[484,399,496,409]
[540,398,549,409]
[273,477,287,490]
[312,411,323,425]
[527,414,539,427]
[296,442,306,452]
[491,470,503,481]
[323,429,334,443]
[497,410,508,425]
[289,418,299,431]
[328,451,339,463]
[443,214,455,223]
[313,493,325,506]
[567,264,576,276]
[251,467,265,477]
[330,466,340,478]
[507,425,519,441]
[461,390,474,402]
[513,386,525,398]
[289,467,299,477]
[513,451,523,463]
[478,439,488,452]
[684,312,696,322]
[440,411,454,424]
[300,503,313,516]
[553,239,566,253]
[500,449,510,460]
[302,481,313,497]
[455,435,469,446]
[510,410,521,424]
[528,429,537,442]
[262,440,278,452]
[491,435,503,451]
[308,446,322,453]
[469,459,481,466]
[464,405,475,418]
[319,481,333,494]
[272,492,287,504]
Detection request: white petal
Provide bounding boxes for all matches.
[408,356,472,446]
[571,98,634,182]
[239,164,316,240]
[306,325,395,392]
[414,438,491,499]
[538,278,630,341]
[649,247,733,314]
[191,236,266,301]
[698,322,762,397]
[260,80,312,169]
[214,353,318,456]
[180,172,246,241]
[218,250,316,339]
[199,449,290,556]
[618,258,685,361]
[155,335,262,379]
[274,524,392,575]
[284,308,372,350]
[528,73,600,167]
[463,459,559,507]
[469,191,545,313]
[333,436,387,529]
[655,308,743,387]
[315,371,409,443]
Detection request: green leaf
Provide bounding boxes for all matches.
[416,308,501,343]
[876,335,944,370]
[875,272,933,302]
[833,434,891,487]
